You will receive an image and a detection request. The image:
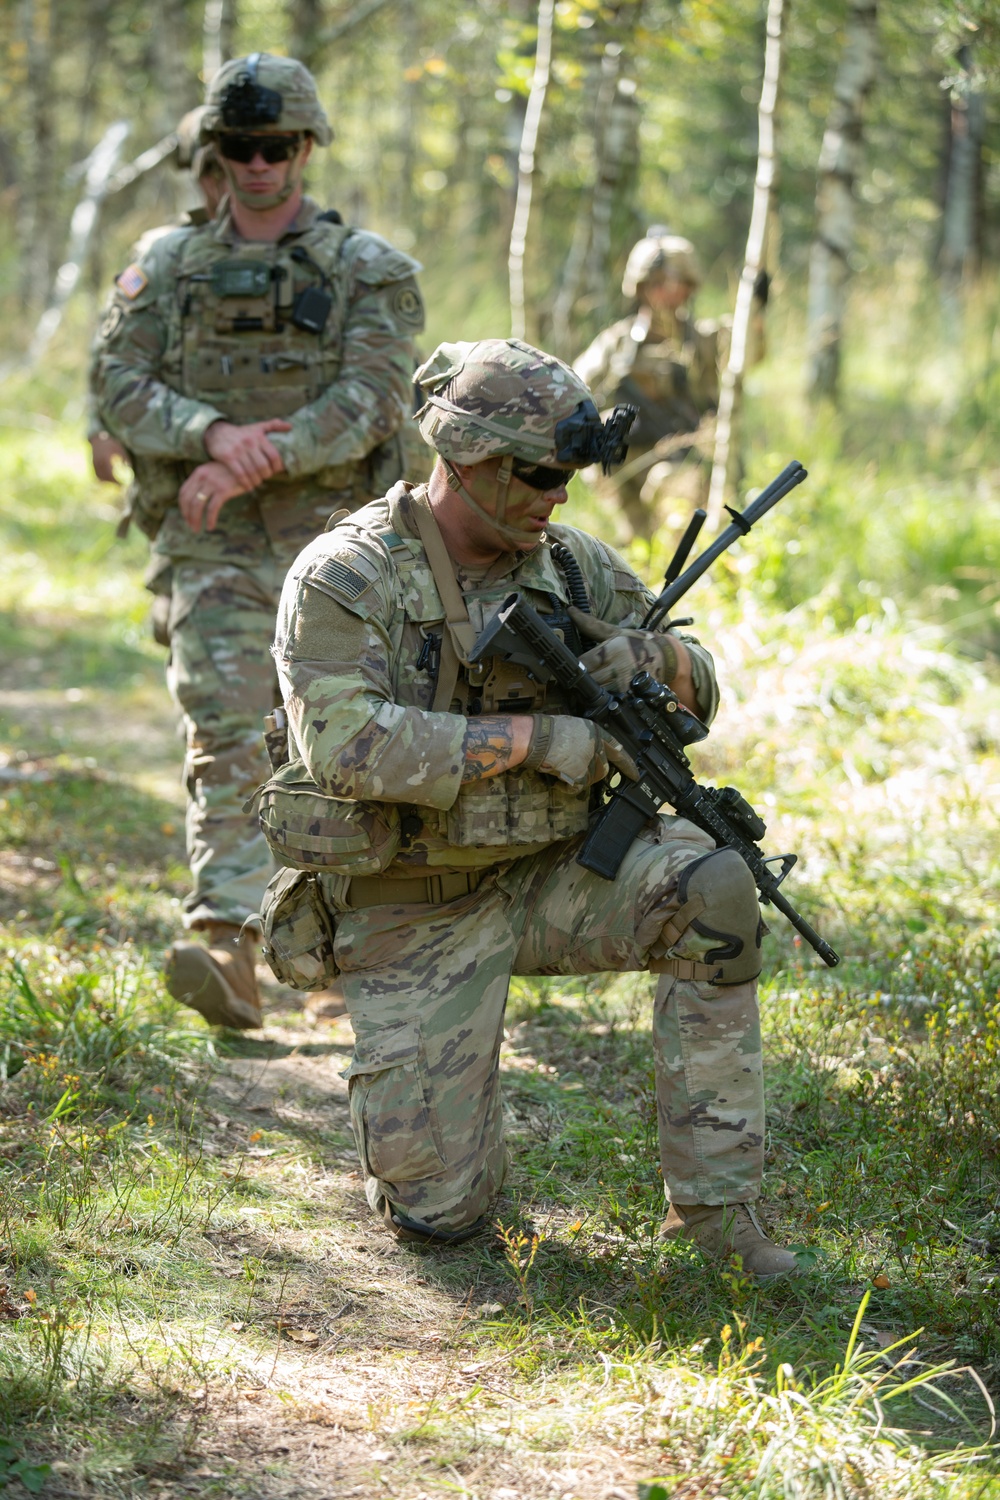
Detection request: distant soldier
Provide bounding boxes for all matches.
[574,230,725,540]
[95,53,425,1029]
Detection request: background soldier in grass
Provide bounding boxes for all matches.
[267,337,799,1280]
[573,230,726,541]
[94,54,424,1029]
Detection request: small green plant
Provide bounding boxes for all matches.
[0,1442,51,1493]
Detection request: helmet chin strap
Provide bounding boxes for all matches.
[443,457,540,550]
[221,147,305,212]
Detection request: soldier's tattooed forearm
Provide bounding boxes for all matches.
[461,717,516,783]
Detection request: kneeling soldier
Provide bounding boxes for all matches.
[268,338,797,1279]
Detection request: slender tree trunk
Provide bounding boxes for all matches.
[6,121,130,376]
[153,0,194,134]
[940,42,986,317]
[707,0,787,527]
[289,0,323,72]
[584,64,640,333]
[509,0,555,341]
[203,0,237,82]
[18,0,56,309]
[395,0,421,234]
[551,44,623,355]
[806,0,878,401]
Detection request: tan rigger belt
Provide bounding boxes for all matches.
[345,870,487,908]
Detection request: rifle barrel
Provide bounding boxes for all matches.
[644,460,807,631]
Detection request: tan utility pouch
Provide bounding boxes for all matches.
[253,756,401,874]
[260,867,339,991]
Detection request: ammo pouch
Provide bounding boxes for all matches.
[260,867,339,991]
[439,771,590,848]
[253,756,401,874]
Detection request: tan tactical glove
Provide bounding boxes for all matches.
[568,606,678,695]
[524,715,639,788]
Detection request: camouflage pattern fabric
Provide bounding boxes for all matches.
[271,475,758,1229]
[573,307,723,536]
[415,339,594,466]
[273,482,720,873]
[168,558,282,927]
[323,814,763,1232]
[92,195,423,930]
[200,54,333,145]
[621,232,703,297]
[96,195,422,549]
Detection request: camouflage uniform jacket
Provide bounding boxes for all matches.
[95,195,424,562]
[86,207,212,442]
[273,481,720,875]
[574,307,725,448]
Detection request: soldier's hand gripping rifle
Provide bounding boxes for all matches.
[469,460,840,968]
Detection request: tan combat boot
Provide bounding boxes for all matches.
[165,922,263,1030]
[660,1202,798,1281]
[303,980,348,1022]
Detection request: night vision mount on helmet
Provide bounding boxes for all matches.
[220,54,284,128]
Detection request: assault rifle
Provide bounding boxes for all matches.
[469,460,840,968]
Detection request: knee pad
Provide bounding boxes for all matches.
[667,847,765,984]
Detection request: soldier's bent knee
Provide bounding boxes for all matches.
[665,847,764,984]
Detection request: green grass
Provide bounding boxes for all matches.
[2,286,1000,1494]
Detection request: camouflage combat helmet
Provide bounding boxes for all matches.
[622,231,701,298]
[201,53,332,146]
[174,107,223,180]
[415,339,594,466]
[415,339,635,548]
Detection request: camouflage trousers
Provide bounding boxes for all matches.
[166,559,282,929]
[326,815,765,1237]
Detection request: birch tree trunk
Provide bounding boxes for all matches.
[509,0,555,341]
[12,121,130,375]
[203,0,237,83]
[806,0,878,401]
[707,0,787,527]
[940,43,986,319]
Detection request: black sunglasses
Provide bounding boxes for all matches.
[216,132,303,164]
[510,457,574,492]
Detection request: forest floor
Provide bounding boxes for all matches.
[3,405,1000,1499]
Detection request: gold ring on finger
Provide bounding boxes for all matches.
[196,490,210,502]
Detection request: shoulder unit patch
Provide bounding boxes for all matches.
[116,263,149,300]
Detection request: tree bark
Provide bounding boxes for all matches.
[806,0,878,401]
[509,0,555,341]
[939,42,986,313]
[584,69,639,333]
[7,120,130,376]
[289,0,323,72]
[707,0,788,527]
[203,0,237,83]
[18,0,56,309]
[551,44,623,356]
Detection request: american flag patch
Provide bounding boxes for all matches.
[116,263,149,299]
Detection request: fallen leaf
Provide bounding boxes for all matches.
[874,1329,899,1348]
[249,1130,263,1143]
[285,1328,320,1344]
[873,1273,890,1289]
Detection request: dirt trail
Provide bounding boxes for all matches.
[180,996,650,1500]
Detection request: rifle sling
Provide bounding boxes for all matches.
[410,492,478,713]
